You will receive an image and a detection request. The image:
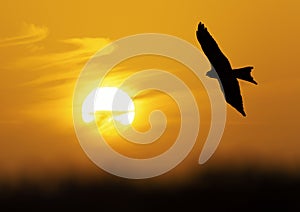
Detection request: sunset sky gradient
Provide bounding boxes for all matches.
[1,0,300,188]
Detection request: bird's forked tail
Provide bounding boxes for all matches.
[233,66,258,85]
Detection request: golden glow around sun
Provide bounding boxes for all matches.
[82,87,135,126]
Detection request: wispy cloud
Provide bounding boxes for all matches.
[19,37,112,89]
[0,23,48,47]
[0,22,113,88]
[20,37,112,71]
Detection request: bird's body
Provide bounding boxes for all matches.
[196,22,257,116]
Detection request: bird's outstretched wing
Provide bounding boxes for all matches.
[196,22,232,72]
[223,78,246,116]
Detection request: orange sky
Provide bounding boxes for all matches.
[0,0,300,186]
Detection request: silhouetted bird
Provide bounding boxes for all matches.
[196,22,257,116]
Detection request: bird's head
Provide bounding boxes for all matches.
[206,69,218,79]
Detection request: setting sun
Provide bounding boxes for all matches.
[82,87,135,125]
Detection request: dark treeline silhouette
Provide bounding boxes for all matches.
[196,22,257,116]
[1,169,300,211]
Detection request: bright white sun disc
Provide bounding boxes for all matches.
[82,87,135,125]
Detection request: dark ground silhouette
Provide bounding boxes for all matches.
[1,169,300,211]
[196,22,257,116]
